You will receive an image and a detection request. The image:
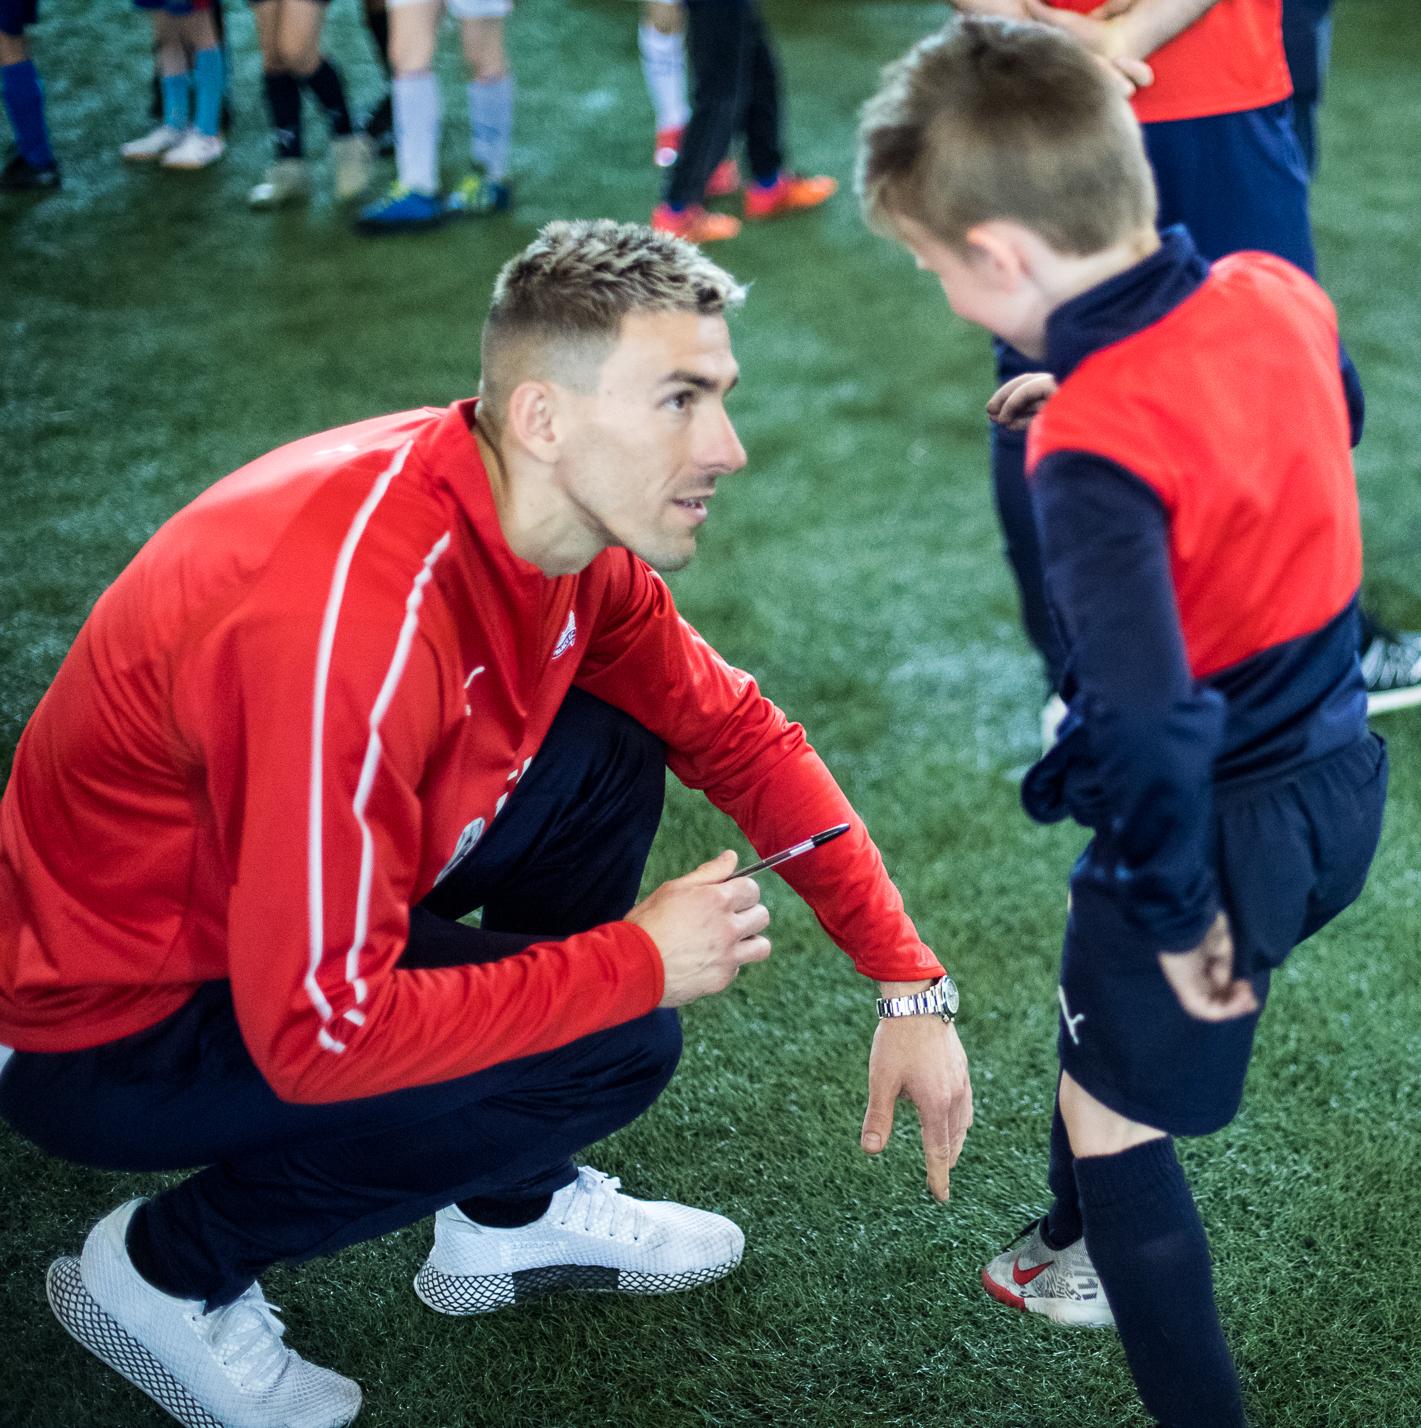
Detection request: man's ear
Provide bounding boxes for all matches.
[963,221,1034,290]
[504,380,562,463]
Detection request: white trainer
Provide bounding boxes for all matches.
[122,125,185,162]
[46,1200,362,1428]
[981,1217,1115,1328]
[161,132,226,170]
[331,133,374,202]
[414,1166,745,1316]
[248,158,310,210]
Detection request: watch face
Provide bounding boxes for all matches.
[941,977,960,1017]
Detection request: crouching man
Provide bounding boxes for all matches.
[0,219,970,1428]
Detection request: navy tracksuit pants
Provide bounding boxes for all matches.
[0,690,676,1309]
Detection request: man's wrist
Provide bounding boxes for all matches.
[877,978,937,998]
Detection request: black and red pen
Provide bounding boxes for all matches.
[723,823,850,880]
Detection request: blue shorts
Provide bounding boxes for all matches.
[1143,100,1316,274]
[1057,733,1387,1137]
[0,0,38,38]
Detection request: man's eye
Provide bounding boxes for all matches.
[667,390,694,411]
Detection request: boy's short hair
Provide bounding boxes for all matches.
[480,219,747,429]
[856,17,1157,255]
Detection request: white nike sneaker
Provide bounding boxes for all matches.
[981,1217,1115,1328]
[248,157,310,210]
[161,131,226,170]
[413,1166,745,1316]
[46,1200,362,1428]
[121,124,185,161]
[331,133,374,202]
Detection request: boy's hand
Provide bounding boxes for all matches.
[987,372,1058,430]
[1157,912,1260,1022]
[1020,0,1156,93]
[943,0,1032,18]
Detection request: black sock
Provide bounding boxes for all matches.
[364,8,392,75]
[456,1192,553,1228]
[363,92,393,141]
[125,1203,204,1301]
[301,58,353,138]
[1076,1138,1246,1428]
[1042,1098,1083,1249]
[262,71,303,158]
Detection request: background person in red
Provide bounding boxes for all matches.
[944,0,1421,724]
[0,220,971,1428]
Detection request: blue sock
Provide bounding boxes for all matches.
[192,47,224,138]
[1075,1138,1246,1428]
[1,60,55,169]
[1042,1098,1083,1248]
[161,71,192,132]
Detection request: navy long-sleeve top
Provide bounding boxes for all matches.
[1021,227,1368,951]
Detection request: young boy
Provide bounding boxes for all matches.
[1,0,59,191]
[858,19,1386,1427]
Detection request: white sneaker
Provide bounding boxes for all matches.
[981,1217,1115,1328]
[122,125,185,162]
[46,1200,362,1428]
[413,1166,744,1316]
[331,133,374,202]
[248,158,310,210]
[161,131,226,171]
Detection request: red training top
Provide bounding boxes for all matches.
[0,401,942,1102]
[1047,0,1292,125]
[1028,252,1360,679]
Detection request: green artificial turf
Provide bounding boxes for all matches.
[3,2,1419,1425]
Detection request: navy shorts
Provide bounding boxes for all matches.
[1057,733,1387,1137]
[1143,100,1316,273]
[0,0,37,37]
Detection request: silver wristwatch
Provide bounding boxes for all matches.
[876,975,959,1023]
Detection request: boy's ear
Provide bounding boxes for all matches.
[964,222,1034,289]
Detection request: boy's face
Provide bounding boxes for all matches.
[894,215,1048,359]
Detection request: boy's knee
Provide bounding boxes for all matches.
[1059,1071,1165,1160]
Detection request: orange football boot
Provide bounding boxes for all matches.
[651,202,742,243]
[744,172,837,221]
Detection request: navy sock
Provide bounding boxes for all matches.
[1042,1098,1083,1249]
[1,59,55,169]
[302,58,353,138]
[263,71,303,158]
[1075,1138,1246,1428]
[364,8,392,76]
[456,1192,552,1228]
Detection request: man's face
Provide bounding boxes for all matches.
[553,310,746,571]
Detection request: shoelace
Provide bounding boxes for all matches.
[198,1285,291,1393]
[1364,631,1421,689]
[553,1168,650,1243]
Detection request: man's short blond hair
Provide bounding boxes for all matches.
[479,220,747,429]
[856,17,1157,255]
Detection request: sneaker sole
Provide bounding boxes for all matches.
[1367,684,1421,715]
[980,1267,1114,1329]
[46,1257,226,1428]
[413,1254,741,1316]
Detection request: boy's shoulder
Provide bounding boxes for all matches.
[1029,253,1339,505]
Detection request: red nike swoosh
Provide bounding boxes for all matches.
[1012,1258,1053,1287]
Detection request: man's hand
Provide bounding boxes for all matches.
[1157,911,1260,1022]
[860,988,973,1202]
[987,372,1058,430]
[630,850,771,1008]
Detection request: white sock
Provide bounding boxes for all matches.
[393,70,440,196]
[467,74,514,182]
[638,21,688,133]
